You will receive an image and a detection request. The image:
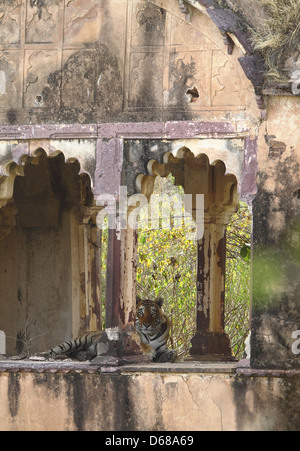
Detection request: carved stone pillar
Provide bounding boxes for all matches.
[189,211,236,360]
[186,159,239,360]
[77,211,102,335]
[105,227,122,329]
[120,226,138,328]
[105,217,139,332]
[102,225,146,362]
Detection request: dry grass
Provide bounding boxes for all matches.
[249,0,300,83]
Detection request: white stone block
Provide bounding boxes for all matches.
[0,71,6,95]
[0,330,6,355]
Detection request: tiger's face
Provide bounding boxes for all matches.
[135,297,165,335]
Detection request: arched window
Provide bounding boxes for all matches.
[0,149,103,356]
[133,147,241,360]
[136,174,251,360]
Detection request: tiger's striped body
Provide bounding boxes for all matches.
[43,332,102,361]
[135,297,177,363]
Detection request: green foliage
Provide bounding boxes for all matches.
[137,226,197,360]
[136,176,197,360]
[240,244,251,262]
[225,203,251,358]
[101,222,108,330]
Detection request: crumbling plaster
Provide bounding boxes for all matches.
[251,95,300,369]
[0,0,261,125]
[0,365,299,431]
[0,0,299,431]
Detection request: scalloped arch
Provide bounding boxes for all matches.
[135,147,239,215]
[0,147,93,209]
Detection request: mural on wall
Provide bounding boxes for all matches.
[125,0,247,114]
[0,0,249,124]
[0,0,121,123]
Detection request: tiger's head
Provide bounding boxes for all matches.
[135,296,167,335]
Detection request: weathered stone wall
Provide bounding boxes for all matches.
[251,96,300,369]
[0,365,299,431]
[0,0,258,125]
[0,212,75,355]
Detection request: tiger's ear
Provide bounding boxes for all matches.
[155,297,164,308]
[136,295,142,305]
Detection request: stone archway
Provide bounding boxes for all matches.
[0,149,102,356]
[124,147,239,360]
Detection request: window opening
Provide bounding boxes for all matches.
[135,149,251,362]
[136,174,252,361]
[0,150,104,358]
[137,174,197,361]
[225,202,251,359]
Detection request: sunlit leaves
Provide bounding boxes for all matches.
[240,244,251,262]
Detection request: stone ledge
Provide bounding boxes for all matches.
[121,361,237,374]
[1,359,299,377]
[0,359,104,374]
[0,359,237,374]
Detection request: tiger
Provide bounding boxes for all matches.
[135,296,177,363]
[39,297,177,363]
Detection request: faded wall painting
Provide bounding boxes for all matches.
[0,0,252,125]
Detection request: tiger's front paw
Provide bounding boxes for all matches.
[155,349,177,363]
[141,343,157,360]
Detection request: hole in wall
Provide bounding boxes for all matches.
[186,87,199,103]
[35,95,43,106]
[293,189,300,199]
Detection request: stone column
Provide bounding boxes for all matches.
[94,138,147,362]
[105,227,122,330]
[189,211,236,360]
[105,224,138,330]
[120,226,138,328]
[75,209,102,336]
[102,224,145,361]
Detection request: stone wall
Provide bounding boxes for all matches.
[251,96,300,369]
[0,0,258,125]
[0,362,299,431]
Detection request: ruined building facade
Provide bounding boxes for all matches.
[0,0,299,430]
